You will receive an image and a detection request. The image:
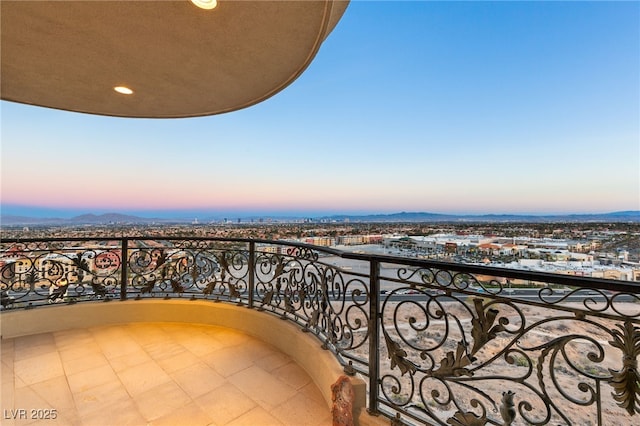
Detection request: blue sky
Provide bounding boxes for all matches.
[2,0,639,219]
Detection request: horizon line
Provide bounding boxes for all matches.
[1,206,639,221]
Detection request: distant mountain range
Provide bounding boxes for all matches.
[320,210,640,223]
[1,213,168,226]
[1,211,639,226]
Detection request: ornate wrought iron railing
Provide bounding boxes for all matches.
[1,237,639,425]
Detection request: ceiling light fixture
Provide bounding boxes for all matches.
[191,0,217,10]
[114,86,133,95]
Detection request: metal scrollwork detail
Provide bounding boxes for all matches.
[252,249,369,369]
[2,237,639,426]
[379,265,640,425]
[608,321,640,415]
[1,242,121,307]
[127,242,248,302]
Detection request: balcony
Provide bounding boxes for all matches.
[2,321,334,426]
[2,237,639,425]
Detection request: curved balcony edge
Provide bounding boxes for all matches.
[0,299,368,420]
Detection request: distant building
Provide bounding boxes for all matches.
[304,237,334,247]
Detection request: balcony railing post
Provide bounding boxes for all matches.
[120,238,128,301]
[248,241,255,309]
[368,258,380,414]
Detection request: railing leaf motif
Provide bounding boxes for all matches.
[228,282,240,299]
[470,298,506,355]
[156,251,167,268]
[384,329,418,376]
[170,279,184,294]
[273,259,286,279]
[608,321,640,415]
[308,309,320,328]
[284,294,294,313]
[446,410,486,426]
[218,252,229,273]
[432,340,475,378]
[190,265,199,285]
[141,278,156,294]
[26,269,38,291]
[71,254,90,273]
[203,280,215,295]
[261,289,274,307]
[91,282,107,298]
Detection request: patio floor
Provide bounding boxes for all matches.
[1,322,332,426]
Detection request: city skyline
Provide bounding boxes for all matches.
[2,205,639,222]
[2,1,639,217]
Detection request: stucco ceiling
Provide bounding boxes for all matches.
[0,0,349,118]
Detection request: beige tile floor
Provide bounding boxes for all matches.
[1,323,332,426]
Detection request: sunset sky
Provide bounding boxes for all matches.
[2,1,639,219]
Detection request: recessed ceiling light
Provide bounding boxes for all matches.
[114,86,133,95]
[191,0,217,10]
